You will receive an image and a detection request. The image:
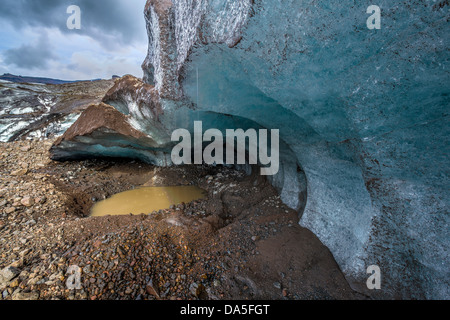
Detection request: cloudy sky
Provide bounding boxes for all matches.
[0,0,148,80]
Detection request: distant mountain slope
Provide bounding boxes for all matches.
[0,73,103,85]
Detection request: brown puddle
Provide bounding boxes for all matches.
[90,186,207,217]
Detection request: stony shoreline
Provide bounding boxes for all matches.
[0,139,362,300]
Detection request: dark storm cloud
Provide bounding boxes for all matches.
[0,0,147,47]
[3,33,57,69]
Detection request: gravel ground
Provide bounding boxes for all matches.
[0,139,362,300]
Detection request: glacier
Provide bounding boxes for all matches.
[50,0,449,299]
[0,79,114,142]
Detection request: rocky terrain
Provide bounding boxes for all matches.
[0,139,360,300]
[1,0,447,301]
[0,79,114,143]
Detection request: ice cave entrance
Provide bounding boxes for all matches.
[90,186,207,217]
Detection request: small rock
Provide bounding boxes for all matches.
[125,287,133,294]
[5,207,16,214]
[34,196,46,204]
[189,282,207,299]
[11,169,28,176]
[12,291,39,300]
[93,240,102,249]
[24,219,36,226]
[273,282,281,289]
[83,265,91,274]
[9,259,23,268]
[20,197,33,207]
[0,266,20,283]
[27,276,42,286]
[146,279,160,299]
[9,278,19,288]
[79,291,88,300]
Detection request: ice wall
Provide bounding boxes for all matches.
[139,0,449,299]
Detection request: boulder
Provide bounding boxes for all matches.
[50,102,172,166]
